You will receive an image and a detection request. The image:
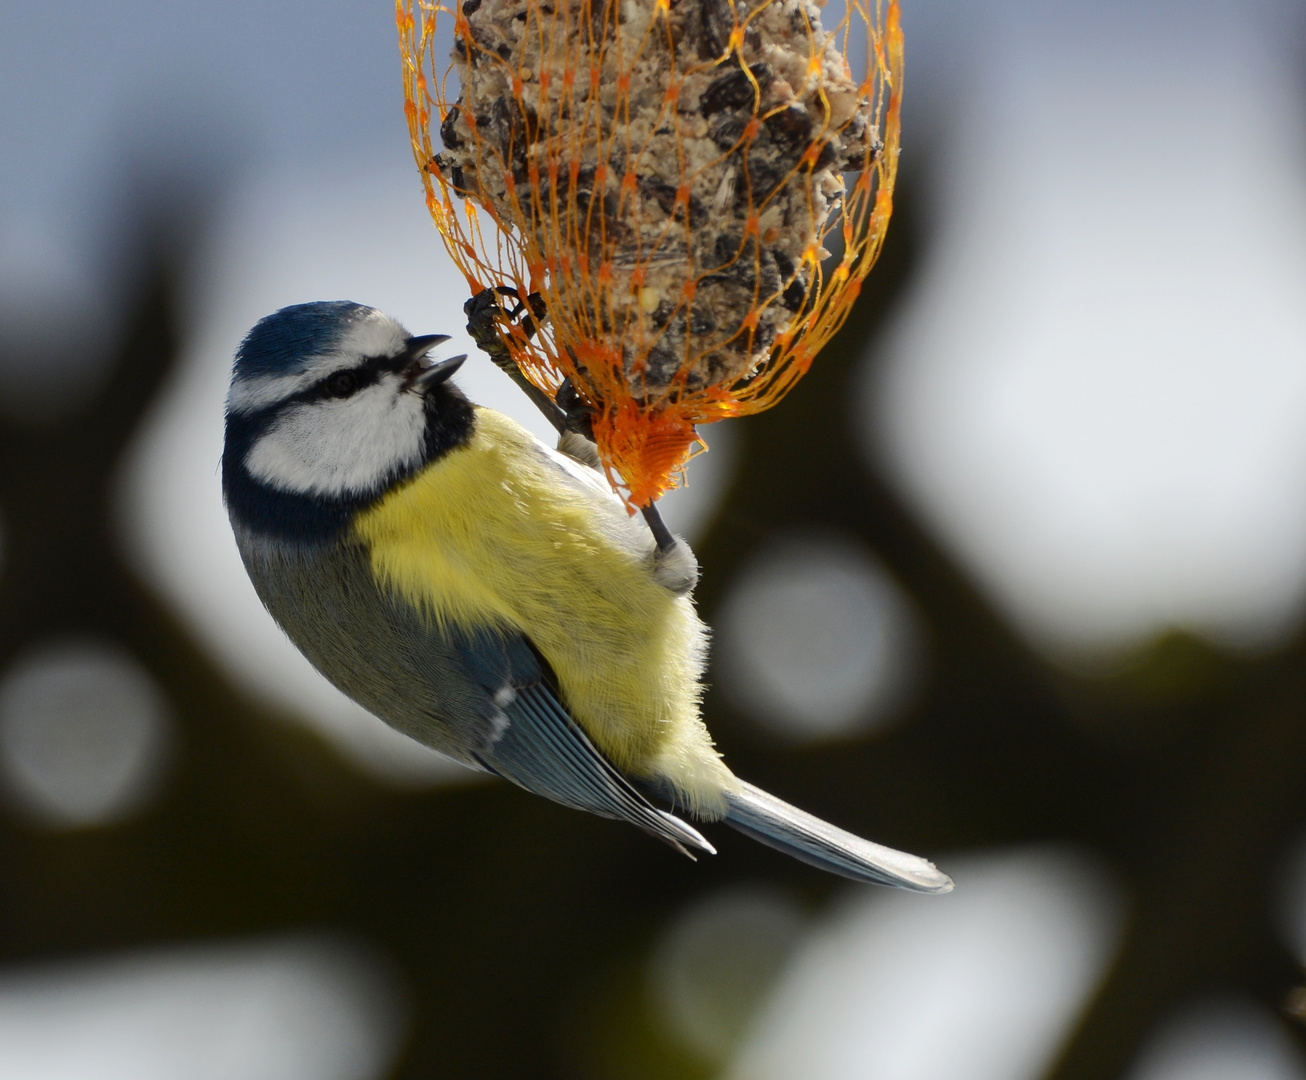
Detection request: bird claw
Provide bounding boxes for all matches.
[464,286,678,563]
[554,377,596,442]
[464,286,546,354]
[465,288,598,441]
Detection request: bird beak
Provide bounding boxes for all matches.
[404,333,450,360]
[400,333,460,391]
[404,351,467,392]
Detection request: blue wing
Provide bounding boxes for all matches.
[450,626,715,857]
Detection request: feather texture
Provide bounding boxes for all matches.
[352,407,734,816]
[723,781,953,892]
[226,302,951,889]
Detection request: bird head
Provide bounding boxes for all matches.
[223,301,470,541]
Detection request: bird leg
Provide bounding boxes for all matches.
[464,287,679,555]
[553,375,597,442]
[464,287,563,432]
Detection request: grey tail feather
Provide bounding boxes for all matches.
[723,781,954,893]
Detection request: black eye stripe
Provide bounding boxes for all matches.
[315,364,381,399]
[325,371,358,397]
[275,355,401,408]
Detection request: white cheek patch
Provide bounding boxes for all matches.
[244,380,428,497]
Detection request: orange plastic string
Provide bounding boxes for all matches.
[399,0,903,507]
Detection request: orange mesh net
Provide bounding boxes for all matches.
[399,0,902,506]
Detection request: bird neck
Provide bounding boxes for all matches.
[223,386,476,545]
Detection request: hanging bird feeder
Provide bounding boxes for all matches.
[399,0,902,507]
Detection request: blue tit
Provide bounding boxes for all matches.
[222,300,952,892]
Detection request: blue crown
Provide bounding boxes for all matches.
[233,301,374,377]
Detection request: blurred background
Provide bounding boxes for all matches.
[2,0,1306,1076]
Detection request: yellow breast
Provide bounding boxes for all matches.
[351,407,732,815]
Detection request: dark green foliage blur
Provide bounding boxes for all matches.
[1,183,1305,1079]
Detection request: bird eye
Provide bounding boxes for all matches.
[325,370,359,398]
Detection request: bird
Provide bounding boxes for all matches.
[222,300,952,893]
